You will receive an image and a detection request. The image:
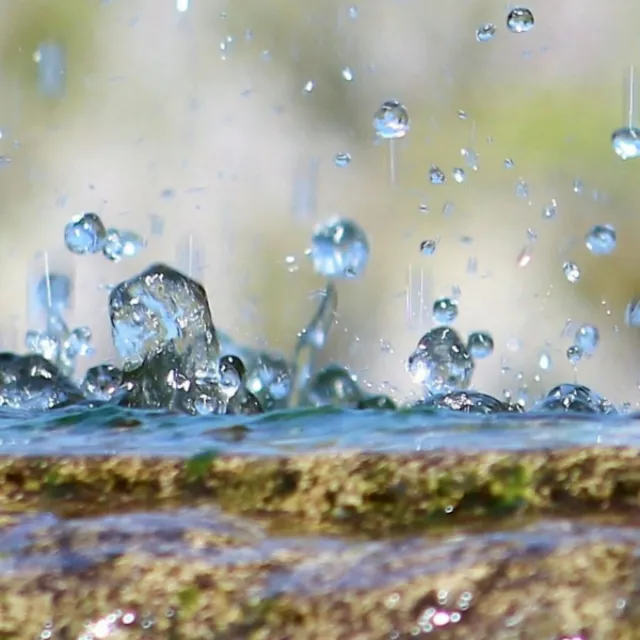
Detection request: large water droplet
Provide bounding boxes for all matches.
[506,7,534,33]
[373,100,410,140]
[310,217,369,279]
[407,326,474,395]
[467,331,494,358]
[611,126,640,160]
[585,224,617,255]
[306,364,363,407]
[432,297,459,324]
[64,213,106,255]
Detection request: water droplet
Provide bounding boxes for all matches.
[562,261,581,284]
[218,354,245,399]
[475,23,496,42]
[429,166,446,184]
[334,152,352,167]
[310,217,369,279]
[306,364,363,407]
[420,239,437,256]
[625,299,640,327]
[542,199,557,220]
[452,167,466,183]
[566,344,583,365]
[461,147,479,171]
[467,331,494,358]
[82,364,123,401]
[407,326,474,394]
[611,126,640,160]
[432,297,459,324]
[64,213,106,255]
[303,80,314,93]
[504,158,514,168]
[348,5,358,19]
[103,229,146,262]
[572,178,583,194]
[516,178,529,199]
[506,7,534,33]
[373,100,410,139]
[585,224,617,255]
[575,324,599,355]
[341,66,354,82]
[538,350,552,371]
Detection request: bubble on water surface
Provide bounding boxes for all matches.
[562,262,581,284]
[310,217,369,279]
[611,126,640,160]
[82,364,123,401]
[467,331,494,358]
[536,383,616,414]
[373,100,410,140]
[103,228,146,262]
[475,23,496,42]
[504,158,515,168]
[64,213,106,255]
[575,324,599,354]
[218,354,245,399]
[334,152,352,167]
[420,239,437,256]
[506,7,535,33]
[516,179,529,199]
[429,166,446,184]
[407,326,474,395]
[585,224,616,255]
[306,364,363,408]
[433,297,459,324]
[418,390,508,415]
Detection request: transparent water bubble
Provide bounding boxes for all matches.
[334,152,352,168]
[432,297,459,324]
[310,217,369,278]
[103,228,146,262]
[575,324,599,355]
[611,126,640,160]
[562,261,581,284]
[429,166,446,184]
[475,23,496,42]
[373,100,410,139]
[467,331,494,358]
[537,383,616,414]
[506,7,534,33]
[452,167,466,183]
[407,326,474,395]
[420,239,437,256]
[64,212,106,255]
[82,364,123,401]
[218,354,244,399]
[566,344,583,365]
[305,364,363,407]
[585,224,616,255]
[542,199,557,220]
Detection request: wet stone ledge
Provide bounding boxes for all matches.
[1,447,640,638]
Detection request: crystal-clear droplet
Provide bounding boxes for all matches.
[516,178,529,199]
[467,331,494,358]
[334,152,352,167]
[310,217,369,278]
[542,199,557,220]
[341,66,354,82]
[475,23,496,42]
[611,126,640,160]
[103,229,146,262]
[218,354,244,399]
[420,239,437,256]
[452,167,466,183]
[432,297,459,324]
[585,224,617,255]
[566,344,583,364]
[429,166,446,184]
[373,100,410,139]
[506,7,534,33]
[504,158,514,168]
[562,261,581,284]
[64,213,106,255]
[575,324,599,355]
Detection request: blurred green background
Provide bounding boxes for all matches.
[1,0,640,405]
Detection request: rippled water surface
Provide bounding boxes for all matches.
[1,406,638,457]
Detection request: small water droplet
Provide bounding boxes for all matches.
[103,228,146,262]
[585,224,617,255]
[429,166,446,184]
[373,100,410,139]
[64,213,106,255]
[516,178,529,199]
[476,23,496,42]
[562,261,581,284]
[432,297,459,324]
[461,147,479,171]
[504,158,514,168]
[575,324,599,355]
[334,152,352,167]
[341,66,354,82]
[303,80,314,93]
[611,126,640,160]
[310,217,369,278]
[542,199,557,220]
[506,7,535,33]
[420,239,437,256]
[625,299,640,327]
[452,167,466,183]
[566,344,583,365]
[467,331,494,358]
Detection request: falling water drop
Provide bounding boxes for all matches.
[341,66,354,82]
[585,224,617,255]
[64,213,106,255]
[542,199,557,220]
[310,217,369,278]
[432,297,459,324]
[467,331,494,358]
[506,7,535,33]
[562,262,581,284]
[476,23,496,42]
[373,99,410,184]
[612,66,640,159]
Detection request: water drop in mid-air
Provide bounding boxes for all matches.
[310,217,369,279]
[103,229,146,262]
[432,297,459,324]
[373,100,410,139]
[467,331,494,358]
[452,167,466,183]
[64,213,106,255]
[476,23,496,42]
[420,239,437,256]
[562,262,581,284]
[334,152,352,168]
[506,7,534,33]
[585,224,617,255]
[542,200,558,220]
[575,324,599,355]
[611,127,640,160]
[429,166,446,185]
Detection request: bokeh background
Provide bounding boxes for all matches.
[0,0,639,406]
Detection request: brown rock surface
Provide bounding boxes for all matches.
[0,447,640,638]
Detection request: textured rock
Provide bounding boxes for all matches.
[0,447,640,638]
